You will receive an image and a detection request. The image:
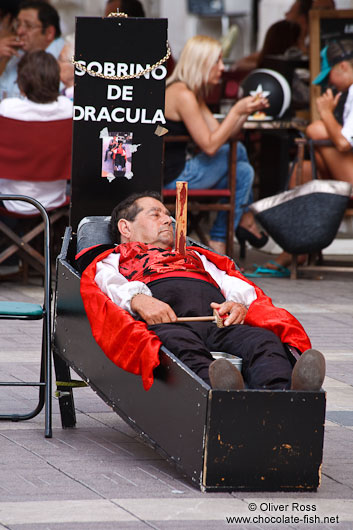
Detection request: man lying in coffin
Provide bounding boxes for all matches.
[77,191,325,392]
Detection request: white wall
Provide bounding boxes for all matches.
[51,0,251,61]
[160,0,252,60]
[51,0,353,60]
[50,0,156,36]
[159,1,192,59]
[51,0,106,36]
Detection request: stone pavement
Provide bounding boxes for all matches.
[0,250,352,530]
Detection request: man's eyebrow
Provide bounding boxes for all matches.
[146,206,171,216]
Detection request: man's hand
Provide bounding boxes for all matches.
[0,36,23,58]
[131,294,177,325]
[316,88,341,116]
[211,301,247,326]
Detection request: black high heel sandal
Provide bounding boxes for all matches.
[235,226,269,259]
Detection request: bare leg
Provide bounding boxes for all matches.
[307,119,353,184]
[238,211,263,238]
[208,240,226,254]
[209,211,264,255]
[266,119,353,269]
[264,252,306,269]
[316,146,353,183]
[290,160,316,187]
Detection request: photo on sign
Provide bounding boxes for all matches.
[101,132,133,180]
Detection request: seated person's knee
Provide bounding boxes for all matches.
[306,120,328,140]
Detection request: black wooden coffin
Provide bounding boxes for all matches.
[53,226,326,491]
[53,12,326,493]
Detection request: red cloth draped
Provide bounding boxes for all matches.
[80,248,162,391]
[0,116,72,181]
[117,242,218,286]
[80,246,311,391]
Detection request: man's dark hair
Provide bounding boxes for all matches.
[19,1,61,38]
[17,50,60,103]
[0,0,22,20]
[110,191,162,244]
[106,0,145,17]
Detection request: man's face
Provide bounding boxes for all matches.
[120,197,174,248]
[16,8,53,52]
[329,61,353,92]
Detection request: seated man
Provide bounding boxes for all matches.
[0,1,64,99]
[78,191,325,391]
[297,39,353,186]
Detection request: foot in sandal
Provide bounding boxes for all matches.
[245,260,290,278]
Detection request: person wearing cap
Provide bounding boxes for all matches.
[297,39,353,185]
[248,39,353,276]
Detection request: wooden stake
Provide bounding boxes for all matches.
[175,181,188,255]
[176,309,225,328]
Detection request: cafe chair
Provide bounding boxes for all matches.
[0,116,72,280]
[0,195,52,438]
[163,136,237,257]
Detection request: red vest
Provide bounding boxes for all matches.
[116,242,218,287]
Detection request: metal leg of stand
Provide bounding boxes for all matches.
[53,351,76,429]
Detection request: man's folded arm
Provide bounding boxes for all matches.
[95,253,152,315]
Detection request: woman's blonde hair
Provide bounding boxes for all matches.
[166,35,222,97]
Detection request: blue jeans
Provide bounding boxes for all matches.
[164,142,254,242]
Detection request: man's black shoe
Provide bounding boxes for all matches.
[291,349,326,391]
[209,358,245,390]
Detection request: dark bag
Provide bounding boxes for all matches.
[250,179,352,255]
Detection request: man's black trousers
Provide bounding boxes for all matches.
[148,278,293,389]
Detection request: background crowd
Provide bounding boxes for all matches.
[0,0,352,277]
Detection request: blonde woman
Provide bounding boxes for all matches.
[164,35,269,255]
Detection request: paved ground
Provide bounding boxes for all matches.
[0,246,352,530]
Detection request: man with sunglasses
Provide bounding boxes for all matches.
[0,1,64,99]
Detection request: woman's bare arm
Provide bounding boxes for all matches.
[165,82,268,156]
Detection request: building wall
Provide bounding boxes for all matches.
[51,0,106,36]
[51,0,353,60]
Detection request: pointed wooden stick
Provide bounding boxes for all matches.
[176,309,225,328]
[175,181,188,255]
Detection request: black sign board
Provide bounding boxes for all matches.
[309,9,353,121]
[70,16,168,230]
